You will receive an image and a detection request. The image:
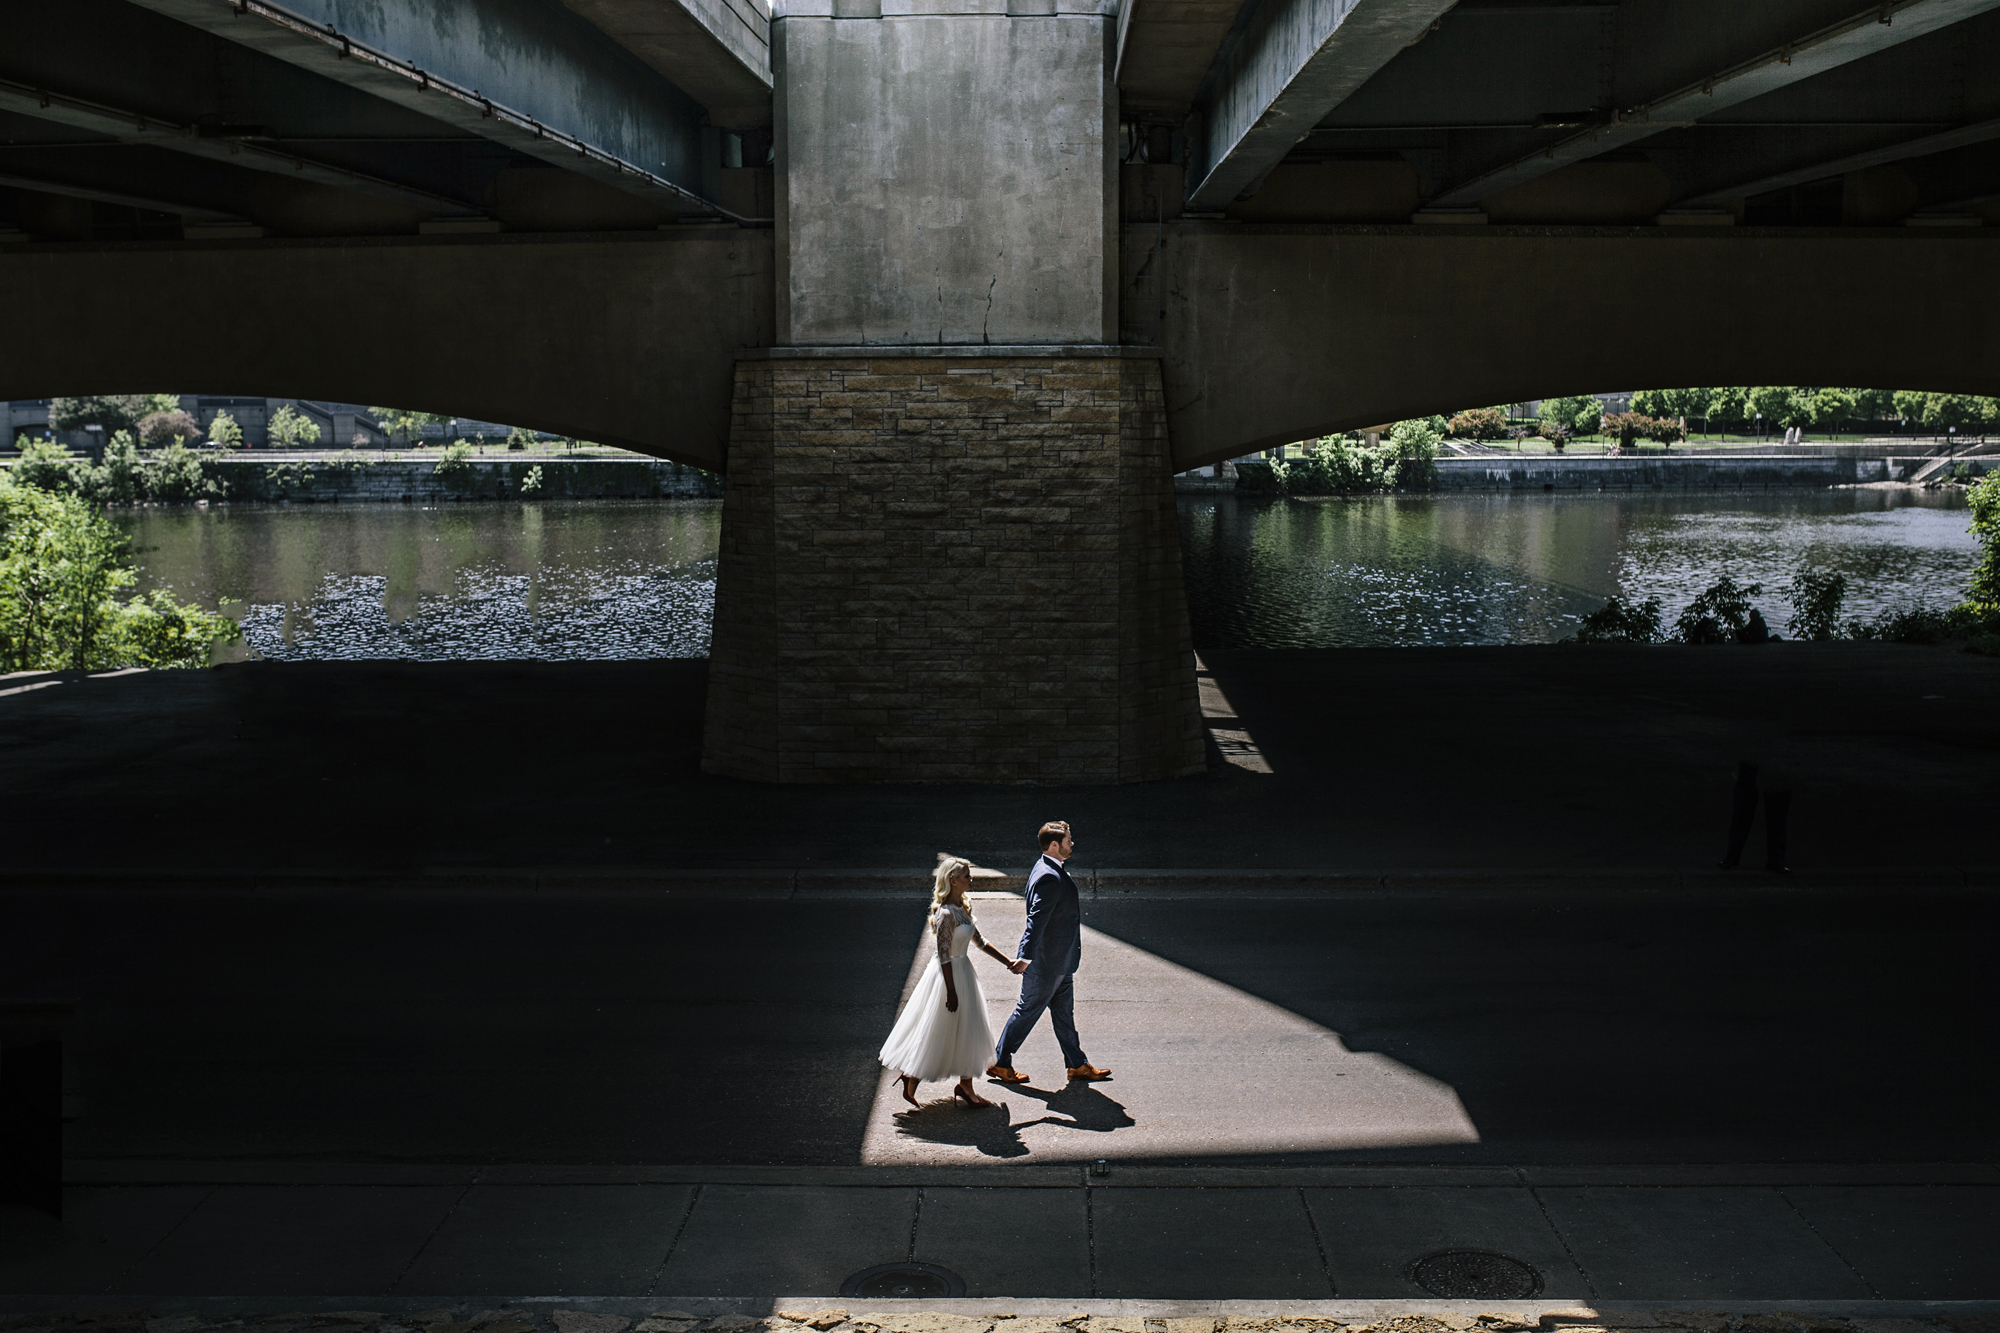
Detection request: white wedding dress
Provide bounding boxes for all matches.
[878,903,994,1083]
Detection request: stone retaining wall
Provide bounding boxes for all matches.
[208,457,721,503]
[1433,454,1861,491]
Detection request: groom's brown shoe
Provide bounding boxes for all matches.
[987,1064,1031,1083]
[1067,1064,1113,1081]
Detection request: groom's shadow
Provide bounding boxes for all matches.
[892,1080,1135,1160]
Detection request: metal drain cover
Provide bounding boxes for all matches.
[839,1262,967,1299]
[1407,1249,1544,1299]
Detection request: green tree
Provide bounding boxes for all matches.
[1389,416,1444,487]
[1850,388,1895,424]
[1746,386,1809,430]
[1706,386,1749,431]
[1892,390,1932,429]
[1630,389,1670,418]
[1805,386,1856,434]
[48,395,173,437]
[267,404,323,450]
[1922,394,1981,432]
[1539,395,1601,437]
[207,410,245,450]
[370,407,447,446]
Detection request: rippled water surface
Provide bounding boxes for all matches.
[1179,489,1978,649]
[119,490,1979,658]
[118,501,719,660]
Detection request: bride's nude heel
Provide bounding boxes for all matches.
[954,1082,995,1108]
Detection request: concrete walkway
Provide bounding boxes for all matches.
[6,1164,1998,1299]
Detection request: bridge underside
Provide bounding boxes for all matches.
[5,0,2000,783]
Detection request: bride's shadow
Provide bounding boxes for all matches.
[891,1080,1135,1159]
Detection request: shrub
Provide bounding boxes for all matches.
[0,473,238,670]
[1785,568,1848,641]
[136,409,204,448]
[1604,412,1651,450]
[507,426,536,452]
[1967,470,2000,611]
[267,404,323,450]
[13,433,224,504]
[1646,416,1686,446]
[12,438,84,492]
[207,410,245,450]
[1675,575,1763,644]
[1447,407,1508,441]
[1566,596,1664,643]
[521,464,544,495]
[1539,395,1601,437]
[1389,417,1442,487]
[433,441,475,485]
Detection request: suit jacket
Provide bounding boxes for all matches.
[1018,853,1082,975]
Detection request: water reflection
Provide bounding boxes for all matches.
[116,501,719,660]
[1179,489,1977,649]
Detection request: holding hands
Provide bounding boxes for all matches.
[1009,957,1029,974]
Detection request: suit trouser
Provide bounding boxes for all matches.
[996,965,1086,1069]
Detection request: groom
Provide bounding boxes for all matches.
[988,821,1113,1084]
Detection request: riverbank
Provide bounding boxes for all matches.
[2,453,722,502]
[2,643,1993,878]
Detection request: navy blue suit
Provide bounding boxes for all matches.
[995,853,1088,1069]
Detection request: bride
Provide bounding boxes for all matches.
[879,856,1028,1108]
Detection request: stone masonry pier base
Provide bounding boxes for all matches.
[702,348,1204,784]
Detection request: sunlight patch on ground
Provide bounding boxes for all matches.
[859,895,1479,1165]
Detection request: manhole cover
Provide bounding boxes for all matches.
[839,1262,967,1299]
[1407,1249,1543,1299]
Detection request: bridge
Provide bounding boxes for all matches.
[2,0,1998,783]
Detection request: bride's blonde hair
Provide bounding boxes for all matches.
[932,856,973,908]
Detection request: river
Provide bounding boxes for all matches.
[114,489,1976,659]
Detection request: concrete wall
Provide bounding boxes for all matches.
[773,2,1117,346]
[0,230,774,471]
[1140,224,2000,471]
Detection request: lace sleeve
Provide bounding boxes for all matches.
[933,907,955,967]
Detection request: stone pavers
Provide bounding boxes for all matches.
[4,1176,1994,1301]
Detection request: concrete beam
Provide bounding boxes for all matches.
[1428,0,2000,209]
[0,169,248,227]
[0,76,478,216]
[0,230,774,469]
[1184,0,1457,212]
[1678,116,2000,207]
[1144,224,2000,470]
[125,0,750,220]
[559,0,773,130]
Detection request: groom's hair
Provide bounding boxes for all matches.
[1038,820,1070,850]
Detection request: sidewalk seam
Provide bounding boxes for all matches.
[1526,1182,1595,1302]
[109,1182,213,1295]
[390,1178,475,1296]
[1776,1185,1881,1299]
[1297,1186,1336,1297]
[648,1182,704,1298]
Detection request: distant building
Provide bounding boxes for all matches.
[7,397,393,450]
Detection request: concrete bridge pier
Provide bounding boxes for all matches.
[700,0,1205,783]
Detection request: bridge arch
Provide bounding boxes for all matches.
[1151,225,2000,470]
[0,229,774,471]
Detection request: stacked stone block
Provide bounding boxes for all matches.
[702,351,1204,784]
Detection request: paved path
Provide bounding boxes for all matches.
[5,1165,1997,1298]
[860,897,1478,1165]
